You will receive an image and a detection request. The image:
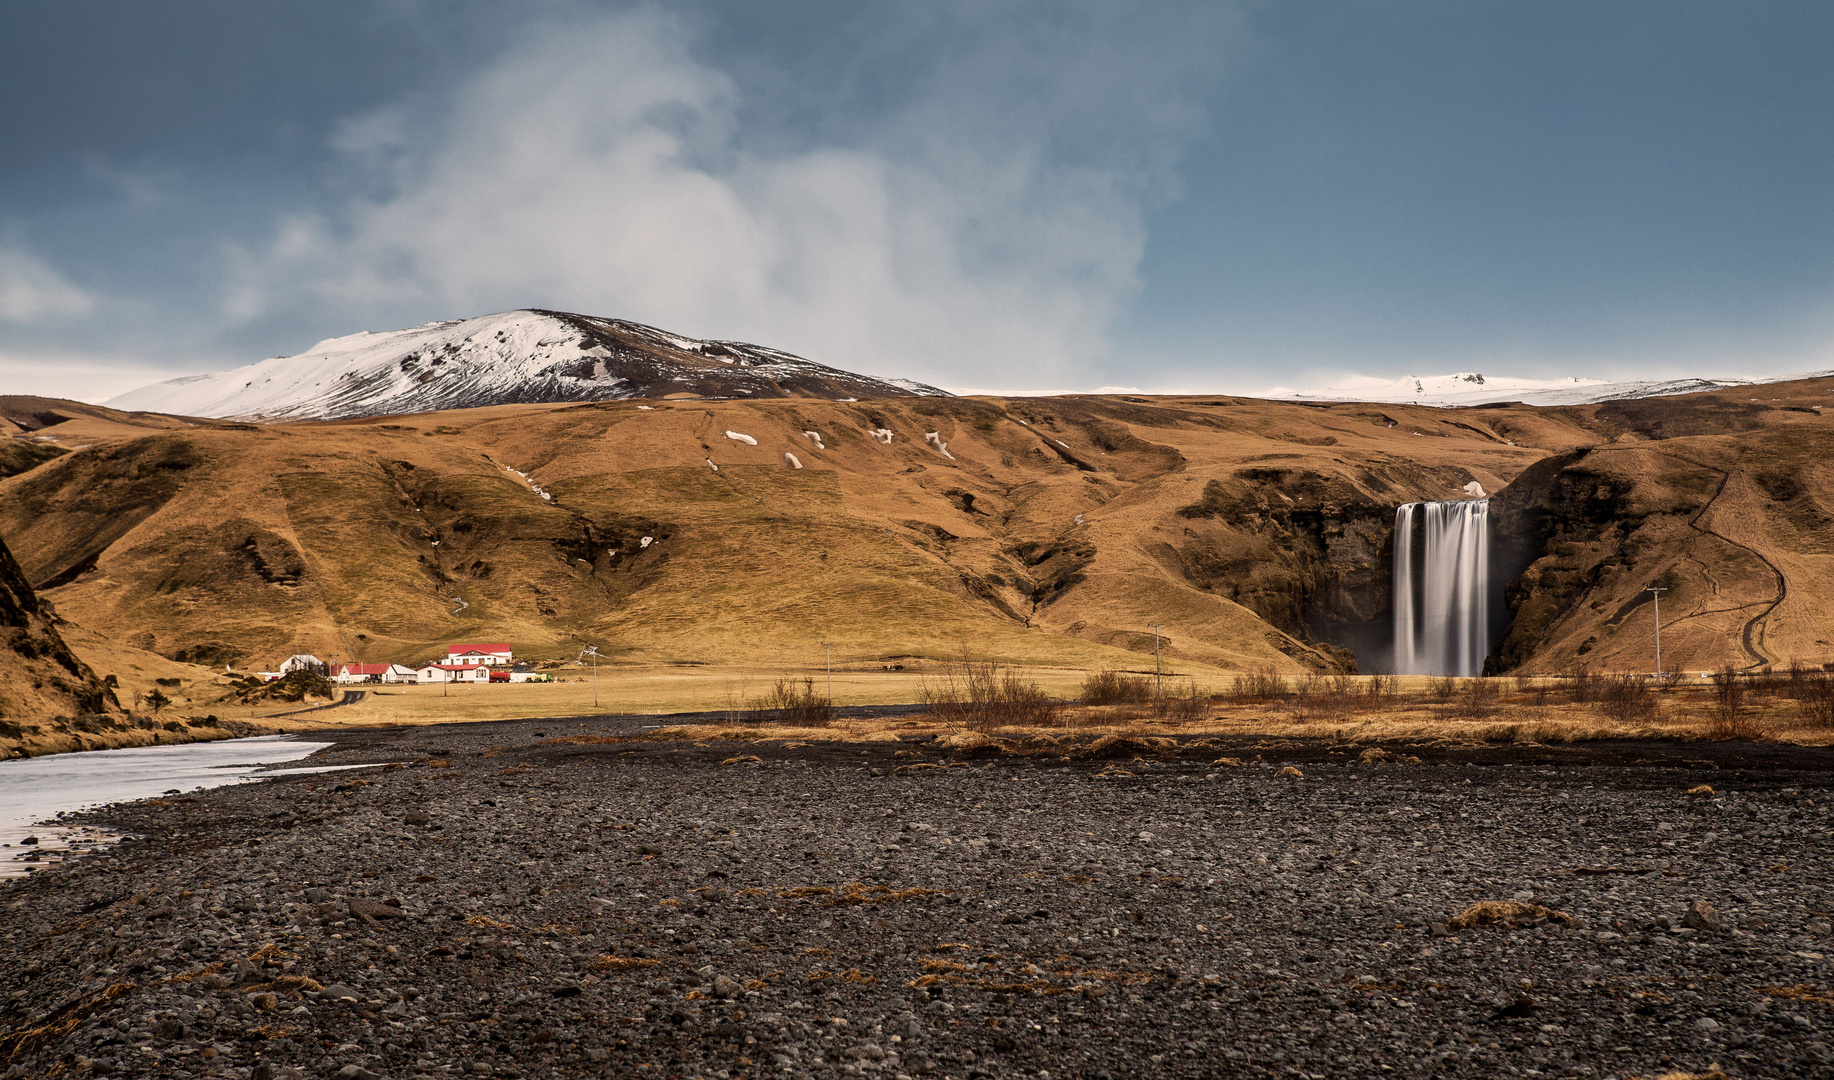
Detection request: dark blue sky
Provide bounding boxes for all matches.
[2,1,1830,399]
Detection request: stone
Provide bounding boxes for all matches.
[154,1019,187,1040]
[302,888,332,903]
[405,811,430,825]
[1684,901,1722,934]
[318,983,361,1002]
[1695,1017,1721,1032]
[335,1067,382,1080]
[711,974,743,999]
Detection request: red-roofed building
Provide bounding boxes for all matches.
[334,663,389,684]
[446,643,512,665]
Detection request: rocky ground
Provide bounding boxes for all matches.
[2,718,1832,1080]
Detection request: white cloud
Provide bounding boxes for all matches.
[226,6,1225,386]
[0,352,172,403]
[0,246,96,323]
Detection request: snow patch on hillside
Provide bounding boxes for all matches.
[1265,369,1834,407]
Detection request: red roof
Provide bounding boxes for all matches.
[427,663,486,671]
[449,643,511,654]
[339,663,389,675]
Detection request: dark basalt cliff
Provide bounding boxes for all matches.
[0,531,118,724]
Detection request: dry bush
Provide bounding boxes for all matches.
[1228,668,1289,702]
[1597,676,1658,723]
[756,676,836,726]
[1362,674,1394,700]
[1157,682,1208,721]
[1451,678,1501,719]
[1795,668,1834,728]
[1710,666,1746,724]
[1568,665,1601,704]
[922,661,1056,731]
[1425,676,1459,703]
[1080,669,1153,705]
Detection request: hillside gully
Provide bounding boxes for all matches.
[3,717,1831,1080]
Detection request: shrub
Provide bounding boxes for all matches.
[1160,682,1208,721]
[1080,670,1154,705]
[757,676,835,726]
[1597,676,1657,723]
[1362,674,1394,700]
[1795,669,1834,728]
[1568,665,1602,705]
[922,661,1056,731]
[1228,668,1290,702]
[1452,678,1502,719]
[1425,676,1459,703]
[1710,666,1746,724]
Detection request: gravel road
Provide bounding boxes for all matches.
[2,718,1831,1080]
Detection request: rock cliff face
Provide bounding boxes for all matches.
[0,531,118,725]
[1483,417,1834,673]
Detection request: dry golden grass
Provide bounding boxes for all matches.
[1446,901,1574,929]
[13,385,1822,704]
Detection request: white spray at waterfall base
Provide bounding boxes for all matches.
[1393,499,1490,677]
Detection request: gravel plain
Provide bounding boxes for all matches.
[2,717,1832,1080]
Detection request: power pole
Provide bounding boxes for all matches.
[821,642,835,701]
[580,646,602,708]
[1647,587,1667,676]
[1149,624,1164,699]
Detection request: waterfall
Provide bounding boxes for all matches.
[1393,500,1490,676]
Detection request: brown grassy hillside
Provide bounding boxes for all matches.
[1,382,1831,694]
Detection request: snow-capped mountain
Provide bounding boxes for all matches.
[105,310,948,421]
[1263,370,1829,408]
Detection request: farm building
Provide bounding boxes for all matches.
[416,663,489,684]
[446,643,512,665]
[334,663,388,684]
[279,654,327,676]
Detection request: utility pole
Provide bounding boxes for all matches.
[580,645,602,708]
[821,642,835,701]
[1149,624,1164,699]
[1647,587,1667,676]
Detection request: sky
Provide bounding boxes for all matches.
[2,0,1832,402]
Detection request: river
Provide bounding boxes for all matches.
[0,734,351,879]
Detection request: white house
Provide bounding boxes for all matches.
[383,664,419,684]
[416,663,489,684]
[279,654,327,676]
[446,642,512,665]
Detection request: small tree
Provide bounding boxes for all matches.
[145,689,172,715]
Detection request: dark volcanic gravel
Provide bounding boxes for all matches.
[2,718,1832,1080]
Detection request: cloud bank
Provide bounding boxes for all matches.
[0,245,94,324]
[225,5,1229,386]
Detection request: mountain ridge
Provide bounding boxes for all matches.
[104,309,948,421]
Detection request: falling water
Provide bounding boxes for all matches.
[1393,500,1490,676]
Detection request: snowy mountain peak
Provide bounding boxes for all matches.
[1263,369,1812,408]
[105,310,948,421]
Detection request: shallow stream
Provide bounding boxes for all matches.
[0,734,347,878]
